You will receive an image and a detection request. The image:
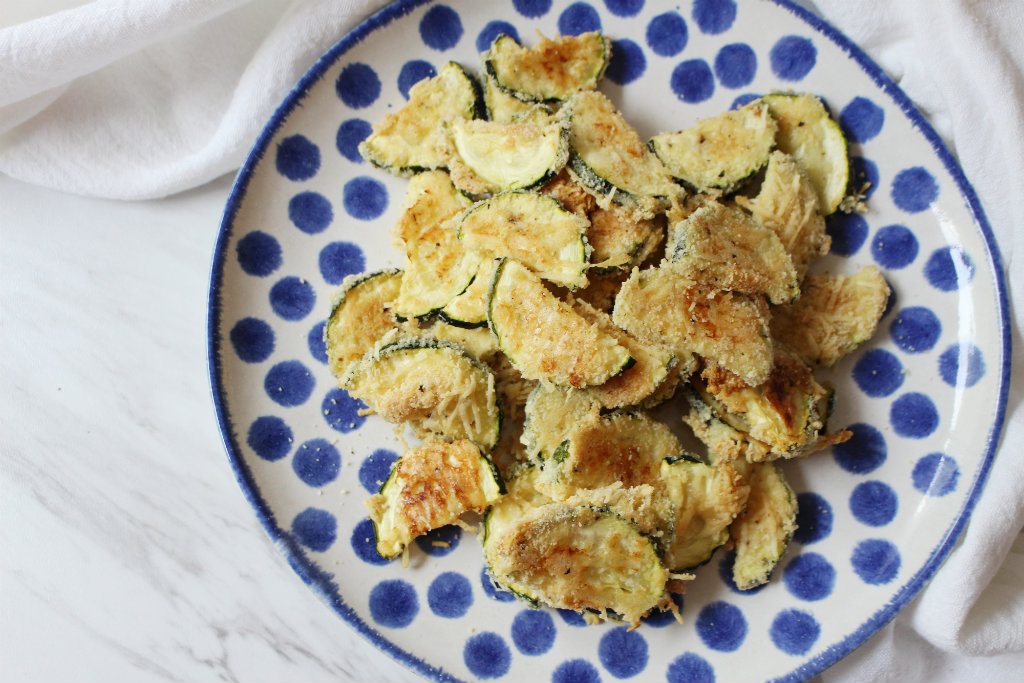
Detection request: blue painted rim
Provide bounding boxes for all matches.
[206,1,1012,682]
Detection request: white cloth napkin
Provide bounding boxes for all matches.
[2,0,1020,680]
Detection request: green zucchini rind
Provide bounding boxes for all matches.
[445,117,569,194]
[439,258,498,328]
[649,100,777,193]
[730,461,797,590]
[484,32,609,103]
[488,258,632,387]
[325,269,404,380]
[342,337,501,450]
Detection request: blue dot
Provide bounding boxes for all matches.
[291,507,337,552]
[351,518,392,565]
[646,12,687,57]
[938,343,986,388]
[230,317,275,363]
[558,2,602,36]
[770,35,817,81]
[912,452,960,496]
[598,626,648,677]
[246,415,293,462]
[696,601,747,652]
[322,387,368,433]
[264,360,315,407]
[397,60,437,100]
[428,571,473,618]
[464,632,511,679]
[359,449,399,493]
[826,212,868,256]
[692,0,736,34]
[336,62,381,109]
[236,230,282,277]
[770,609,821,656]
[671,59,715,103]
[924,246,975,292]
[307,320,327,364]
[558,608,587,626]
[666,652,715,683]
[730,92,760,110]
[476,21,519,53]
[793,492,833,545]
[714,43,756,89]
[891,166,939,213]
[512,609,556,655]
[852,349,904,398]
[832,422,887,474]
[288,191,333,234]
[890,306,941,354]
[336,118,372,163]
[276,135,320,182]
[783,553,835,601]
[553,659,602,683]
[269,276,315,321]
[343,176,388,220]
[369,579,419,628]
[513,0,552,18]
[415,525,462,556]
[871,224,918,269]
[605,38,646,85]
[319,241,366,285]
[643,594,684,627]
[851,538,900,585]
[604,0,643,17]
[850,481,898,527]
[840,96,884,143]
[890,392,939,439]
[481,567,517,602]
[717,549,767,595]
[851,155,880,200]
[419,5,463,51]
[292,438,341,487]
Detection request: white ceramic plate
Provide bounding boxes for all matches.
[208,1,1011,680]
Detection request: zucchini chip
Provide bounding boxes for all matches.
[682,386,772,464]
[483,73,552,123]
[587,204,665,273]
[730,461,797,590]
[367,438,504,559]
[488,258,632,387]
[325,269,404,379]
[650,100,777,192]
[445,117,569,194]
[521,382,599,462]
[459,191,590,289]
[343,338,501,450]
[439,258,498,329]
[360,62,483,174]
[484,32,609,103]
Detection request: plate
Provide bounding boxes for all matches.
[208,1,1011,681]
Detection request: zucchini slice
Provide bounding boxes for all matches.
[445,117,569,194]
[521,382,599,462]
[681,385,772,464]
[484,32,609,103]
[342,338,501,450]
[325,269,404,379]
[367,438,504,559]
[359,62,483,174]
[483,73,553,124]
[760,93,849,215]
[458,192,590,289]
[392,170,480,318]
[587,204,665,273]
[771,267,891,367]
[650,100,777,192]
[421,319,500,360]
[439,258,498,329]
[488,258,632,387]
[730,461,797,590]
[613,263,774,386]
[666,200,799,304]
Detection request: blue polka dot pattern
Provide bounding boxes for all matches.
[850,155,880,200]
[276,135,321,181]
[336,118,372,162]
[236,231,282,277]
[671,59,715,103]
[480,567,516,602]
[476,21,519,53]
[558,2,602,36]
[770,609,820,656]
[230,317,275,363]
[370,579,419,628]
[398,60,437,100]
[319,241,366,285]
[826,212,868,256]
[840,96,884,143]
[783,553,835,601]
[427,571,473,618]
[832,422,887,474]
[552,659,602,683]
[924,245,975,292]
[513,0,552,18]
[307,321,327,364]
[794,492,833,545]
[890,306,941,353]
[850,481,898,527]
[419,5,463,51]
[292,438,341,487]
[938,343,986,388]
[351,518,391,565]
[890,392,939,439]
[730,92,760,109]
[605,38,646,85]
[891,166,939,213]
[692,0,736,35]
[511,609,556,655]
[322,387,368,433]
[464,632,511,679]
[718,549,766,595]
[558,608,587,626]
[599,626,649,677]
[291,507,337,552]
[247,415,293,462]
[605,0,643,17]
[288,191,333,235]
[359,448,399,494]
[269,276,316,321]
[415,525,462,556]
[336,62,381,109]
[852,539,900,585]
[871,224,918,269]
[343,176,388,221]
[666,652,715,683]
[264,360,315,407]
[714,43,756,89]
[912,453,960,496]
[770,35,816,81]
[696,601,747,652]
[646,12,687,56]
[852,349,904,398]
